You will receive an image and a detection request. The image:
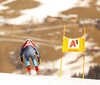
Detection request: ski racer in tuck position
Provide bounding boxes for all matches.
[19,39,41,75]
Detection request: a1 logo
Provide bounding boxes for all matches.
[68,39,79,48]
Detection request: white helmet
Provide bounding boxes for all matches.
[26,39,32,42]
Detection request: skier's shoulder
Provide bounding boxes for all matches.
[23,42,27,47]
[31,42,35,47]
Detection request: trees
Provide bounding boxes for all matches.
[72,64,100,79]
[87,64,100,79]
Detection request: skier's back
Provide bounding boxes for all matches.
[19,39,41,75]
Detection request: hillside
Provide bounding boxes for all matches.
[0,0,40,18]
[61,0,100,19]
[0,0,100,78]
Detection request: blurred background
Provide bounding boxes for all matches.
[0,0,100,79]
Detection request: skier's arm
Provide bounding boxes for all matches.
[19,45,25,63]
[34,45,41,65]
[20,45,24,57]
[35,45,40,58]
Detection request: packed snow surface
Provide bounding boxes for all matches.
[0,73,100,85]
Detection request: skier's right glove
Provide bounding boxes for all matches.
[19,56,25,64]
[38,57,41,65]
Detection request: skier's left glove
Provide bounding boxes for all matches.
[38,57,41,65]
[19,56,25,64]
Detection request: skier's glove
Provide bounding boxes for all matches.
[38,57,41,65]
[19,56,25,64]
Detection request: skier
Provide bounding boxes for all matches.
[19,39,41,75]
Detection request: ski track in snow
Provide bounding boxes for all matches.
[0,24,76,47]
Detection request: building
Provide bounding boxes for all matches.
[45,16,62,22]
[45,14,78,23]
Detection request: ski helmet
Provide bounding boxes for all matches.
[26,39,32,42]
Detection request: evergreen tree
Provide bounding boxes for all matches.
[72,64,100,79]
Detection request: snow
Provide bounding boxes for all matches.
[0,32,5,35]
[0,0,16,10]
[47,31,60,36]
[37,40,98,77]
[0,5,9,10]
[7,0,78,24]
[75,0,91,7]
[0,24,98,77]
[0,0,16,5]
[0,73,100,85]
[96,0,100,5]
[0,25,98,77]
[0,0,99,78]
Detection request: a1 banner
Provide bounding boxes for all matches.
[62,37,85,52]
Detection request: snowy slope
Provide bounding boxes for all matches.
[0,73,100,85]
[0,0,90,24]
